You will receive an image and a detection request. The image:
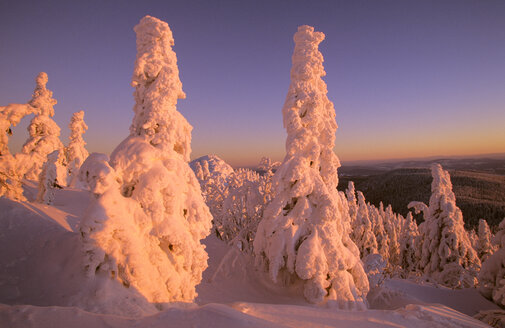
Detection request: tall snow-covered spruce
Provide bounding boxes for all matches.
[253,25,368,308]
[80,16,212,307]
[409,164,480,288]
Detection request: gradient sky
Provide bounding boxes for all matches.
[1,0,504,167]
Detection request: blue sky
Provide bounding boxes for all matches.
[1,0,504,166]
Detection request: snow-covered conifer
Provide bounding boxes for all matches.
[0,105,34,200]
[21,73,64,180]
[370,204,389,263]
[384,205,400,271]
[66,110,89,187]
[81,16,212,305]
[258,156,281,174]
[253,26,368,308]
[0,153,26,200]
[345,181,358,224]
[410,164,480,288]
[469,229,478,250]
[399,212,419,275]
[477,219,495,262]
[351,191,378,258]
[37,150,63,204]
[0,103,36,156]
[190,155,234,227]
[479,218,505,306]
[218,168,273,252]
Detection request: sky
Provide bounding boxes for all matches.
[1,0,504,167]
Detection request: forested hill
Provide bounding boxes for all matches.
[338,157,505,229]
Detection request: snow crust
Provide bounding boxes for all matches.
[254,25,368,308]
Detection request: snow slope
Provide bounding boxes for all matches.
[0,182,499,327]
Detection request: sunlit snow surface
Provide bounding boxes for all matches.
[0,182,498,327]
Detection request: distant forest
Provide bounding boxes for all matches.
[338,167,505,230]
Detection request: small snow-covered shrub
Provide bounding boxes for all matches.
[37,150,65,204]
[479,218,505,307]
[0,154,26,200]
[78,153,116,195]
[362,253,386,289]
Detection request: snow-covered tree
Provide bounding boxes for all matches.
[216,168,273,252]
[21,73,64,180]
[0,81,39,200]
[0,103,36,156]
[190,155,234,225]
[409,164,480,288]
[37,150,63,204]
[479,218,505,307]
[66,110,89,187]
[257,156,281,174]
[80,16,212,305]
[370,204,389,263]
[399,212,419,276]
[477,219,495,262]
[351,191,378,258]
[345,181,358,224]
[383,204,400,272]
[469,229,479,251]
[0,153,26,200]
[253,26,368,308]
[77,153,116,195]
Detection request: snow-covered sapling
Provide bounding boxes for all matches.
[37,150,64,205]
[477,219,495,262]
[66,110,89,187]
[479,218,505,306]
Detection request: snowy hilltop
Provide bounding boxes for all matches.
[0,16,502,328]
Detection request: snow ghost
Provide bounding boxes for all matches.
[80,16,212,305]
[253,25,369,309]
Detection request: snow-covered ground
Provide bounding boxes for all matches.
[0,181,499,327]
